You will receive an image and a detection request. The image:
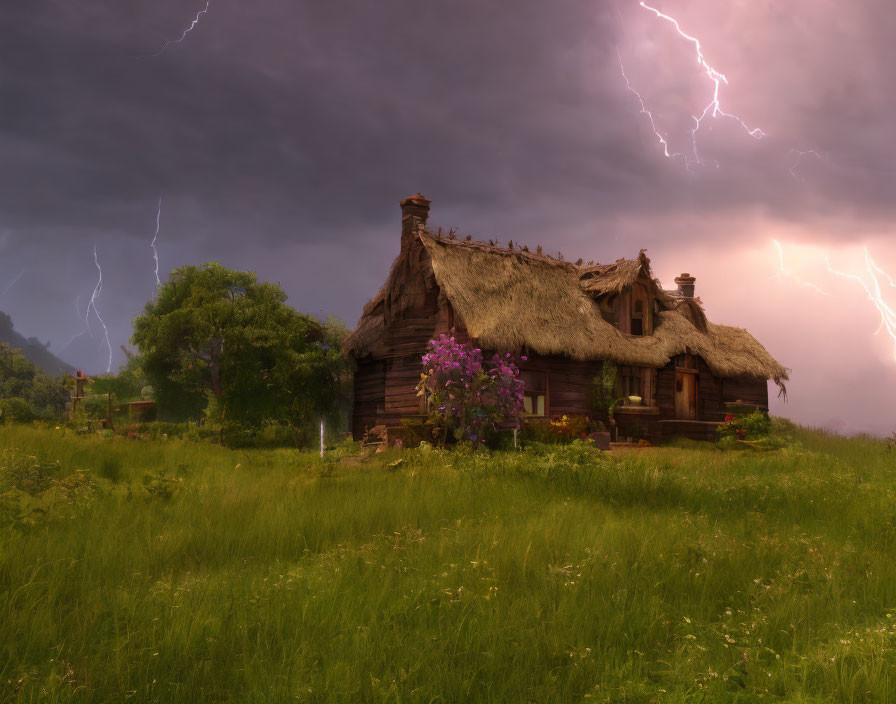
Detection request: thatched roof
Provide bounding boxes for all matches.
[345,227,788,386]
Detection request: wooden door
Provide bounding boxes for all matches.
[674,371,698,419]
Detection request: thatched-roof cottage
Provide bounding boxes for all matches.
[344,194,788,442]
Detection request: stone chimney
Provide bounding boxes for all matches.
[400,193,431,248]
[674,273,696,298]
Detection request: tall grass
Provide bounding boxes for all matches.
[1,424,895,702]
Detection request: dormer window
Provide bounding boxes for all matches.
[631,299,644,336]
[629,283,651,336]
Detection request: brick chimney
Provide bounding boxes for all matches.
[674,273,696,298]
[400,193,430,248]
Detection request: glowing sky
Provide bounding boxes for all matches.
[0,0,893,435]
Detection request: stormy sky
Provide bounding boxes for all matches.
[1,0,894,435]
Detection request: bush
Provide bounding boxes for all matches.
[741,411,771,437]
[717,411,771,441]
[716,435,739,451]
[520,419,561,444]
[141,470,183,500]
[417,334,524,446]
[0,449,98,526]
[0,397,41,424]
[400,417,434,448]
[521,415,597,445]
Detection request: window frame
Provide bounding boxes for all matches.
[519,368,549,417]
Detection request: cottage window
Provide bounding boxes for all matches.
[630,283,650,336]
[675,353,698,370]
[520,370,547,417]
[618,366,641,399]
[631,300,644,336]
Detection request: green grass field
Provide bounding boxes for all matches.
[1,424,895,703]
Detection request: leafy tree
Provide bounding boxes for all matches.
[132,263,345,436]
[90,354,148,404]
[0,344,68,421]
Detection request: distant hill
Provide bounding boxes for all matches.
[0,311,75,376]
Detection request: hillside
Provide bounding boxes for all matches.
[0,310,75,376]
[1,424,895,702]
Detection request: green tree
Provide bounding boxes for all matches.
[0,344,68,421]
[90,354,147,405]
[131,264,345,436]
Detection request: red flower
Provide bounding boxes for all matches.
[724,414,734,422]
[580,433,587,438]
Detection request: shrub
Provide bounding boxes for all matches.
[400,417,433,448]
[549,414,592,442]
[0,449,98,526]
[417,334,524,446]
[741,411,772,437]
[141,470,183,500]
[717,411,771,442]
[520,419,560,444]
[0,397,40,424]
[521,415,596,445]
[0,449,61,494]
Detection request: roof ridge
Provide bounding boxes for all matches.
[421,227,614,271]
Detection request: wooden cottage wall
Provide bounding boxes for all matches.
[655,363,676,419]
[352,358,386,438]
[696,357,726,422]
[655,357,769,424]
[720,376,769,410]
[517,355,598,418]
[655,357,725,421]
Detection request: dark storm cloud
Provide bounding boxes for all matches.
[2,0,892,242]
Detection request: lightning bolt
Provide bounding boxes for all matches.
[772,240,830,296]
[89,246,113,373]
[787,149,823,181]
[826,250,896,360]
[621,1,766,167]
[616,47,688,165]
[151,193,162,287]
[0,270,25,300]
[61,247,113,373]
[152,1,211,56]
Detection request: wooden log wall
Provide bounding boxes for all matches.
[656,357,737,422]
[352,358,386,439]
[655,364,676,419]
[697,357,726,422]
[720,376,770,410]
[517,355,598,418]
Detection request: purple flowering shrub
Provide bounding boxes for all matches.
[416,334,524,445]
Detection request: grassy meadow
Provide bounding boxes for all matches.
[1,423,896,702]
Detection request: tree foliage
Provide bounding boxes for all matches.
[0,344,68,422]
[90,354,147,404]
[131,263,348,436]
